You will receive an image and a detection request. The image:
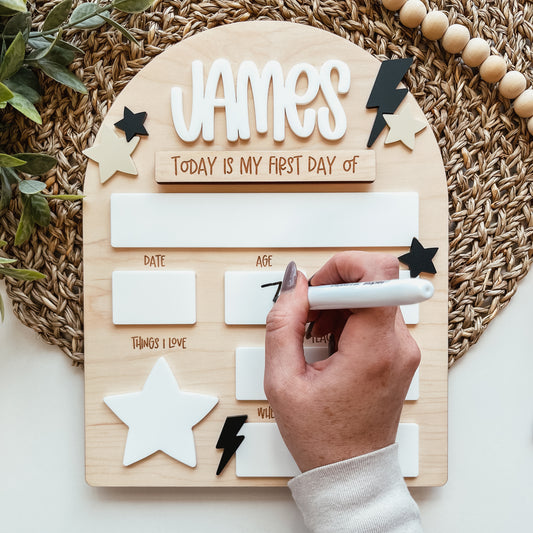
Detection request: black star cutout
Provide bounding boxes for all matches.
[114,107,148,142]
[398,238,438,278]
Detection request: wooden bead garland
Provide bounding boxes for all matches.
[514,89,533,118]
[479,55,507,83]
[499,71,527,100]
[441,24,470,54]
[380,1,533,128]
[421,11,449,41]
[461,38,490,68]
[399,0,427,29]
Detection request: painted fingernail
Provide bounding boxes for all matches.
[328,333,336,356]
[305,321,315,339]
[281,261,298,292]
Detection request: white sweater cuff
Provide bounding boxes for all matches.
[288,444,422,533]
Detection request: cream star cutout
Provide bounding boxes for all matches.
[104,357,218,467]
[383,105,427,150]
[82,125,140,183]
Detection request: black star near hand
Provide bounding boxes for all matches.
[114,107,148,142]
[399,237,438,278]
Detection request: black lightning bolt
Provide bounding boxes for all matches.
[216,415,248,475]
[366,57,414,147]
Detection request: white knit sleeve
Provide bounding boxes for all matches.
[288,444,423,533]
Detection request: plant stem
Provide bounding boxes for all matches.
[28,2,117,39]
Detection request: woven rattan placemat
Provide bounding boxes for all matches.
[1,0,532,367]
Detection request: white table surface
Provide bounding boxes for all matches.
[1,276,532,532]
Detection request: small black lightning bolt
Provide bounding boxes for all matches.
[216,415,248,475]
[366,57,414,147]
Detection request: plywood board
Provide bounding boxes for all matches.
[83,21,448,487]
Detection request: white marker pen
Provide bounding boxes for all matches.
[308,278,434,310]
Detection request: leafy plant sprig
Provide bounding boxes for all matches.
[0,238,46,321]
[0,0,155,244]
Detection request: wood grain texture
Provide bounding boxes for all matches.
[83,21,448,487]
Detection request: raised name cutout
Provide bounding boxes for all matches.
[112,271,196,325]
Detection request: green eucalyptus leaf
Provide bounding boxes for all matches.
[0,153,26,167]
[0,266,45,281]
[2,167,21,183]
[18,180,46,194]
[7,91,42,124]
[4,76,39,104]
[14,197,34,245]
[0,172,13,209]
[113,0,153,14]
[29,193,51,226]
[26,28,63,61]
[12,153,56,175]
[0,102,6,109]
[45,38,83,55]
[70,4,109,29]
[8,66,40,94]
[0,32,26,82]
[34,59,87,93]
[100,14,140,45]
[45,194,84,200]
[0,0,27,13]
[42,0,73,31]
[0,240,7,246]
[0,82,14,102]
[0,257,17,264]
[2,12,31,38]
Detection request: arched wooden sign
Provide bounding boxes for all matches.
[84,21,447,487]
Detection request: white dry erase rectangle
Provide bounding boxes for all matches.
[235,423,301,477]
[112,271,196,325]
[235,347,419,401]
[110,193,418,248]
[225,270,420,325]
[235,346,330,400]
[235,422,419,477]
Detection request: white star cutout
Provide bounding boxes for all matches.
[383,105,427,150]
[83,125,139,183]
[104,357,218,467]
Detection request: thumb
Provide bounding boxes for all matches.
[264,261,309,388]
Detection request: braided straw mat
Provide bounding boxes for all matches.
[1,0,532,367]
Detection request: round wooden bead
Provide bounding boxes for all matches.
[421,11,449,41]
[462,38,490,67]
[479,55,507,83]
[399,0,427,28]
[527,117,533,135]
[498,71,527,100]
[382,0,407,11]
[441,24,470,54]
[514,89,533,118]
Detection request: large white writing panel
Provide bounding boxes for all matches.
[110,193,418,248]
[112,271,196,325]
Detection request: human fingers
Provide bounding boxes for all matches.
[264,261,309,393]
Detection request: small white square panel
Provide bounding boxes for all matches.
[405,367,419,401]
[236,423,301,477]
[236,346,329,400]
[225,271,284,325]
[112,271,196,325]
[396,423,419,477]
